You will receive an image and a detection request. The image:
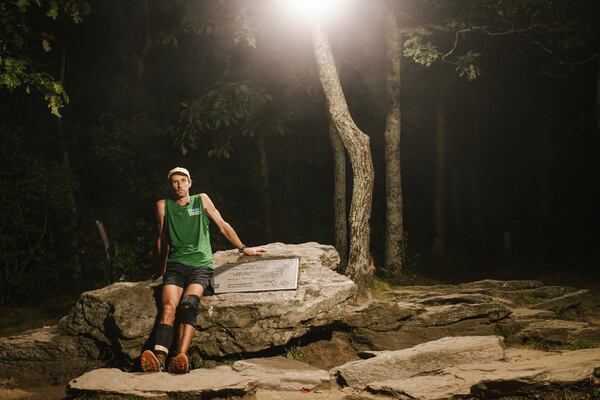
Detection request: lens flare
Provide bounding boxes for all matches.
[279,0,341,21]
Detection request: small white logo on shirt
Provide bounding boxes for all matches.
[188,208,200,216]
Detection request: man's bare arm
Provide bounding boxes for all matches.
[201,193,266,256]
[152,199,169,280]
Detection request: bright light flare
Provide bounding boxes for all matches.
[279,0,342,22]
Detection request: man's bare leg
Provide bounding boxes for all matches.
[177,283,205,355]
[141,284,183,372]
[161,284,184,325]
[166,283,204,374]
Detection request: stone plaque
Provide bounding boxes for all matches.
[213,258,299,294]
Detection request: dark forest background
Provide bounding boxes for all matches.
[1,0,599,307]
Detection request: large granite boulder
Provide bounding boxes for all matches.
[59,242,356,359]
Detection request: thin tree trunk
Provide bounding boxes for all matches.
[383,4,404,275]
[432,100,446,255]
[312,21,375,288]
[329,118,348,269]
[257,135,273,240]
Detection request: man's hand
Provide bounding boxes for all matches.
[242,246,267,256]
[151,271,164,281]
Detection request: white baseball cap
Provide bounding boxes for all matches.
[167,167,191,180]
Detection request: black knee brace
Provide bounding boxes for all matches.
[178,295,200,327]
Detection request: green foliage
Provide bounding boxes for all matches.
[179,81,290,157]
[0,0,90,116]
[455,50,482,81]
[404,0,599,80]
[404,34,440,67]
[285,345,308,363]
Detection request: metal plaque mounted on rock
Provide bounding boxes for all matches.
[212,258,299,294]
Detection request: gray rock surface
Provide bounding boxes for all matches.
[366,347,600,400]
[530,289,589,313]
[231,356,331,391]
[341,279,597,352]
[512,319,600,347]
[67,357,331,399]
[67,367,258,399]
[330,336,506,389]
[59,242,355,359]
[0,326,102,386]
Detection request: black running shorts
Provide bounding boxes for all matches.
[163,262,214,292]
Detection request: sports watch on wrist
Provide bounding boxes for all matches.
[239,245,248,254]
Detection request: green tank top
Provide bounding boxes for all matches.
[165,194,214,269]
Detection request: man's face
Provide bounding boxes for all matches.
[170,173,191,198]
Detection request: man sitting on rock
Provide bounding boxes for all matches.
[140,167,266,374]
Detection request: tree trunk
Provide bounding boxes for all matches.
[432,100,446,255]
[382,5,405,275]
[257,135,273,240]
[329,118,348,269]
[311,21,375,287]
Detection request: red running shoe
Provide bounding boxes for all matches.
[140,350,162,372]
[167,353,190,374]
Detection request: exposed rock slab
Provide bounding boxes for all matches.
[367,347,600,400]
[509,307,556,322]
[340,301,419,331]
[67,358,331,399]
[59,242,355,359]
[331,336,505,389]
[531,289,589,313]
[344,298,515,352]
[512,319,600,347]
[231,356,331,390]
[343,280,594,352]
[0,326,102,386]
[67,367,257,399]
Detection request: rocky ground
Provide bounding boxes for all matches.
[1,242,599,399]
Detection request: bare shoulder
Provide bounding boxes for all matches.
[200,193,212,203]
[156,199,166,214]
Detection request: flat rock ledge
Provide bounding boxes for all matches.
[331,336,506,389]
[340,279,600,351]
[67,356,331,399]
[366,347,600,400]
[67,368,257,399]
